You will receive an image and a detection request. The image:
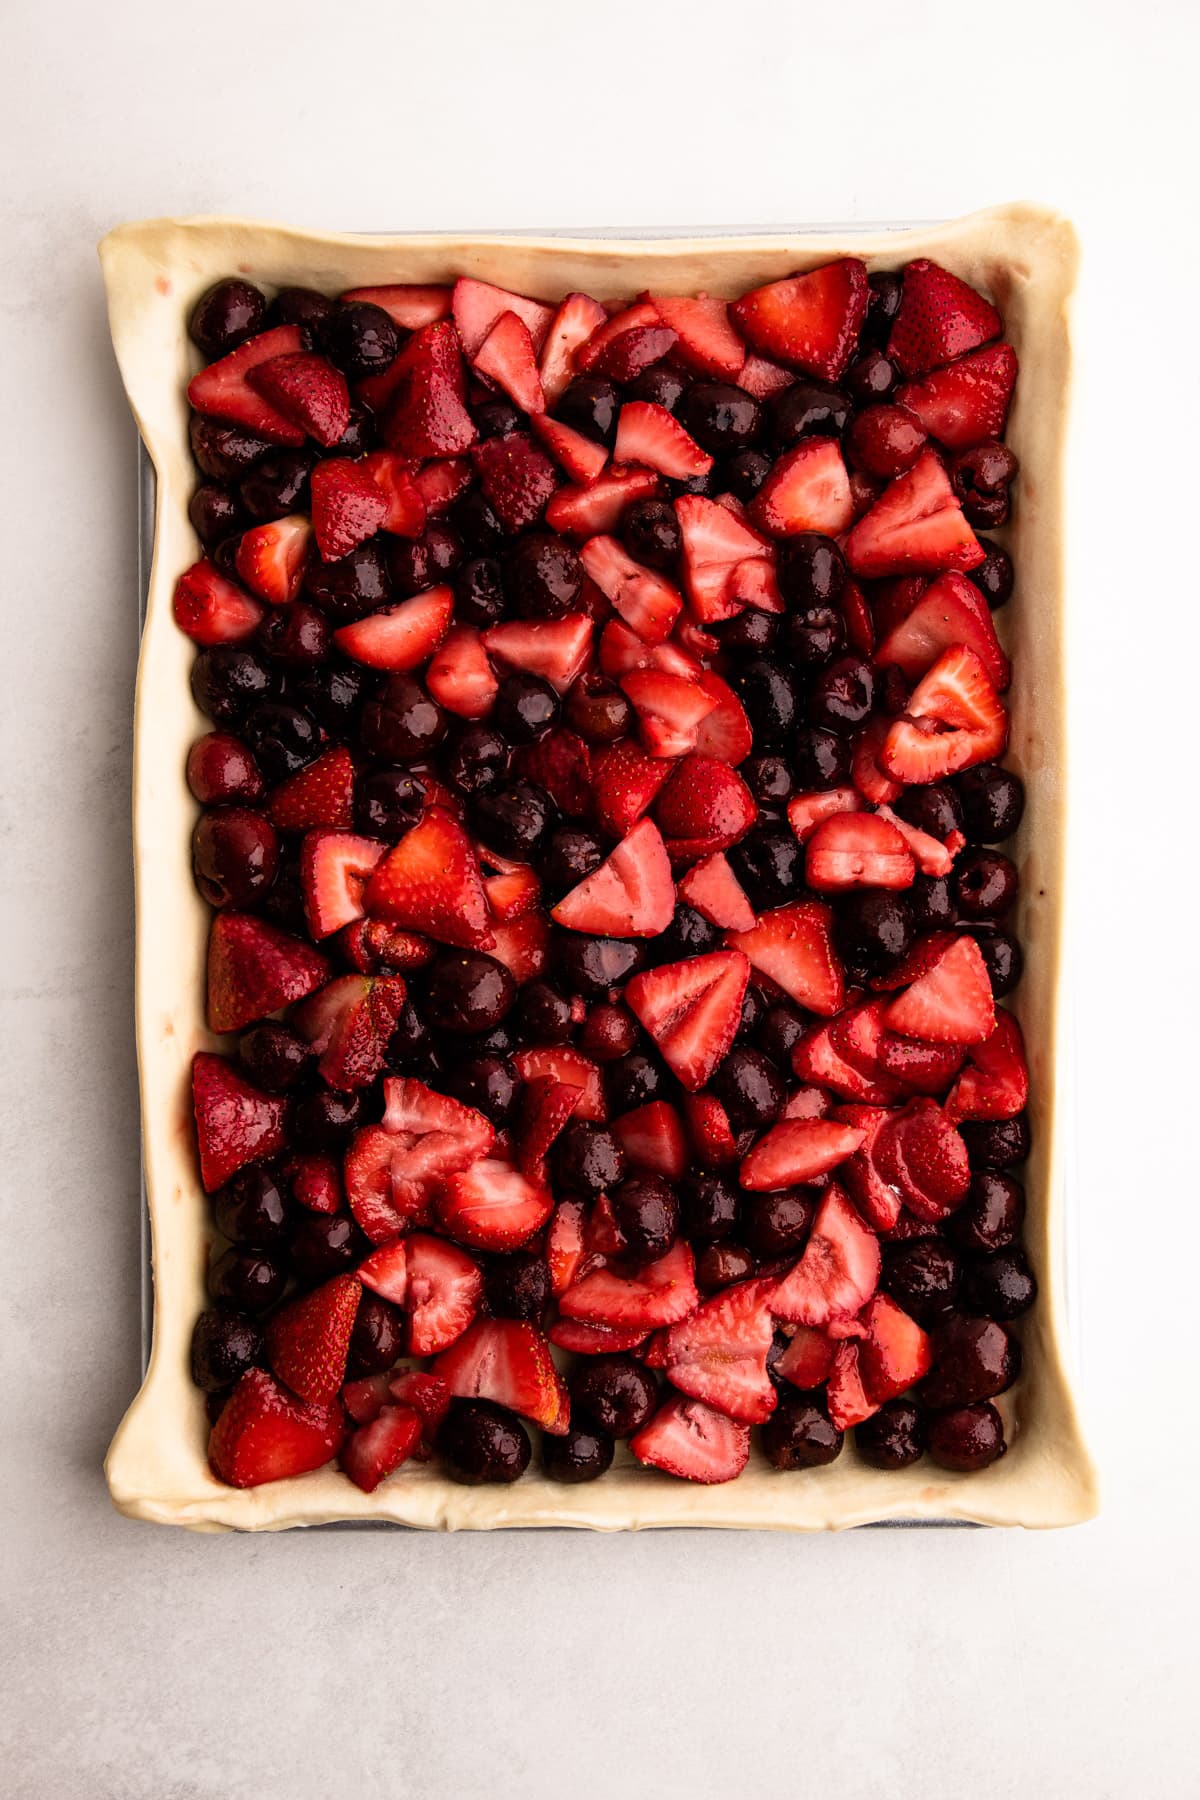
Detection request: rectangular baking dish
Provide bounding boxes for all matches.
[101,205,1098,1532]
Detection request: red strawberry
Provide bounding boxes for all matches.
[882,933,994,1044]
[677,851,755,931]
[874,804,961,881]
[340,1404,423,1493]
[517,1076,582,1182]
[882,645,1007,784]
[896,343,1018,449]
[293,972,407,1091]
[579,534,683,644]
[674,493,776,623]
[653,753,757,866]
[301,829,387,939]
[530,411,609,483]
[731,259,868,380]
[545,467,662,538]
[630,1393,750,1483]
[433,1317,569,1434]
[345,1083,493,1243]
[829,999,905,1093]
[512,1045,606,1121]
[775,1324,838,1390]
[770,1184,881,1327]
[664,1277,779,1423]
[335,918,434,976]
[592,324,678,382]
[876,1099,971,1220]
[693,670,755,764]
[612,1099,688,1180]
[452,277,554,358]
[360,452,427,537]
[483,862,541,923]
[207,1368,346,1488]
[388,1368,453,1433]
[825,1340,877,1430]
[737,353,794,400]
[574,302,659,367]
[875,570,1010,691]
[851,716,903,805]
[343,283,452,329]
[412,455,472,514]
[598,619,699,682]
[750,437,854,537]
[474,310,546,414]
[845,449,983,578]
[482,613,592,693]
[857,1293,933,1404]
[871,575,929,640]
[426,623,499,720]
[591,740,671,836]
[548,1318,646,1354]
[286,1152,343,1215]
[625,950,750,1092]
[383,321,478,459]
[206,911,329,1033]
[487,911,550,985]
[437,1157,553,1250]
[173,559,263,645]
[246,350,350,447]
[342,1371,396,1425]
[538,291,610,403]
[546,1199,590,1295]
[559,1238,698,1330]
[265,1272,360,1405]
[310,458,388,562]
[269,746,355,832]
[382,1074,496,1146]
[840,576,876,654]
[870,931,959,993]
[726,901,844,1016]
[805,812,916,893]
[187,324,306,443]
[510,728,592,817]
[739,1117,867,1191]
[945,1008,1028,1121]
[786,787,860,844]
[551,816,675,938]
[356,1237,409,1306]
[620,668,718,757]
[191,1052,286,1192]
[888,259,1002,378]
[614,401,713,480]
[834,1104,901,1231]
[365,807,493,949]
[647,293,745,378]
[875,1030,965,1095]
[403,1232,485,1355]
[472,432,559,533]
[234,514,312,605]
[793,1021,898,1107]
[333,584,453,671]
[782,1086,832,1120]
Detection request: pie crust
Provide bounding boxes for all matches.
[101,204,1098,1531]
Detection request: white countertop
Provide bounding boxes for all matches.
[3,1,1197,1794]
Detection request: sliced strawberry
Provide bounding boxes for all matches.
[739,1118,866,1191]
[869,931,959,993]
[620,668,718,757]
[874,803,960,880]
[359,451,427,537]
[786,787,861,844]
[625,950,750,1092]
[945,1008,1029,1122]
[206,911,329,1033]
[191,1052,286,1193]
[482,612,592,693]
[883,929,995,1046]
[888,259,1002,378]
[774,1323,837,1389]
[664,1277,778,1423]
[342,1371,396,1425]
[269,746,355,832]
[599,618,700,681]
[404,1232,485,1354]
[335,918,434,976]
[173,559,263,645]
[591,739,672,835]
[871,575,930,640]
[674,615,722,662]
[851,716,903,805]
[829,998,904,1090]
[472,432,559,533]
[187,324,306,443]
[512,1044,606,1120]
[538,291,610,403]
[882,645,1007,784]
[545,467,662,538]
[750,436,854,538]
[770,1184,881,1327]
[677,851,755,931]
[511,729,592,818]
[875,1031,965,1095]
[345,1108,484,1244]
[286,1152,343,1215]
[726,901,844,1017]
[383,320,477,459]
[648,293,745,378]
[208,1368,345,1488]
[412,456,472,514]
[309,457,387,562]
[805,812,916,893]
[548,1318,646,1355]
[433,1317,569,1434]
[426,623,498,720]
[437,1157,553,1250]
[630,1393,749,1483]
[487,911,550,984]
[234,514,312,605]
[365,807,493,949]
[265,1272,360,1406]
[592,323,678,382]
[293,971,407,1091]
[517,1076,582,1183]
[614,401,713,480]
[530,411,609,483]
[388,1367,453,1433]
[340,1404,423,1493]
[483,862,541,923]
[474,310,545,414]
[876,570,1010,691]
[876,1098,970,1220]
[579,534,683,645]
[333,584,453,671]
[731,259,868,380]
[857,1293,933,1404]
[573,302,659,368]
[654,754,757,866]
[683,1092,739,1166]
[834,1104,900,1231]
[896,343,1018,449]
[559,1238,698,1330]
[343,283,452,329]
[546,1199,590,1295]
[612,1100,688,1180]
[357,1237,409,1306]
[301,829,387,939]
[692,670,755,764]
[737,353,794,400]
[845,449,983,578]
[551,816,675,938]
[793,1021,899,1107]
[825,1340,878,1430]
[674,493,775,623]
[782,1086,832,1121]
[246,350,350,447]
[840,577,875,655]
[452,277,554,358]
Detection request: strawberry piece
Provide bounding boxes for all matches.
[874,803,960,880]
[546,1200,590,1296]
[340,1404,423,1493]
[786,787,861,844]
[388,1368,452,1433]
[639,1329,671,1368]
[945,1009,1029,1121]
[591,740,672,835]
[674,493,775,624]
[805,812,916,892]
[884,930,994,1047]
[551,816,675,938]
[173,559,264,645]
[356,1237,409,1306]
[517,1076,582,1182]
[739,1118,867,1191]
[545,467,663,538]
[548,1318,646,1355]
[334,918,432,975]
[825,1340,878,1430]
[774,1323,837,1389]
[693,670,755,764]
[269,746,355,831]
[487,912,549,984]
[870,932,959,993]
[513,1044,606,1119]
[342,1371,396,1425]
[191,1052,286,1192]
[726,901,844,1017]
[851,716,903,805]
[187,324,307,443]
[208,1368,346,1488]
[614,401,713,480]
[683,1092,739,1166]
[876,1099,970,1220]
[482,613,592,694]
[426,623,499,719]
[792,1021,899,1107]
[206,911,329,1033]
[234,514,312,605]
[840,576,875,655]
[781,1086,832,1120]
[403,1232,485,1354]
[412,456,472,514]
[538,292,610,403]
[383,321,477,459]
[630,1394,750,1484]
[845,449,983,578]
[345,1090,492,1243]
[301,829,387,939]
[437,1157,553,1250]
[750,436,854,538]
[882,645,1008,784]
[737,353,795,400]
[575,302,660,367]
[731,259,868,380]
[654,754,757,866]
[365,807,493,949]
[343,284,452,329]
[293,972,407,1091]
[360,452,427,537]
[876,570,1010,692]
[483,862,541,923]
[857,1293,933,1404]
[875,1030,965,1095]
[333,583,453,671]
[888,259,1002,378]
[310,458,388,562]
[530,411,609,483]
[592,323,678,382]
[246,350,350,448]
[433,1317,569,1434]
[612,1100,688,1180]
[829,999,904,1090]
[587,1194,626,1258]
[647,293,745,378]
[664,1277,779,1423]
[559,1238,698,1330]
[896,344,1018,450]
[452,277,554,358]
[511,729,592,817]
[598,619,699,682]
[770,1184,881,1327]
[834,1104,901,1231]
[286,1152,343,1215]
[620,668,718,757]
[677,851,755,932]
[472,432,559,533]
[474,310,546,414]
[871,575,929,640]
[265,1272,360,1405]
[579,535,683,644]
[625,950,750,1092]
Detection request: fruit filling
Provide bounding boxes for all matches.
[178,257,1034,1494]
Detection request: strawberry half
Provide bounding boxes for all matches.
[206,911,329,1033]
[559,1238,698,1330]
[546,1199,591,1296]
[786,787,861,844]
[683,1093,739,1166]
[310,457,388,562]
[792,1020,899,1107]
[345,1090,493,1243]
[412,456,472,515]
[731,259,868,380]
[512,1045,606,1120]
[517,1076,582,1183]
[882,932,995,1045]
[845,450,984,578]
[857,1293,933,1404]
[612,1100,688,1180]
[851,716,903,805]
[487,912,550,985]
[208,1368,346,1489]
[592,323,678,382]
[875,1030,966,1095]
[356,1237,409,1306]
[530,412,609,484]
[739,1117,867,1191]
[677,851,756,932]
[187,324,307,444]
[579,534,683,645]
[693,671,755,764]
[726,901,844,1017]
[770,1184,881,1327]
[548,1318,646,1355]
[805,812,916,892]
[191,1052,286,1192]
[750,436,854,538]
[293,971,407,1091]
[269,747,355,832]
[887,259,1002,378]
[433,1317,569,1434]
[774,1323,837,1389]
[437,1157,553,1250]
[234,514,312,605]
[591,739,672,835]
[452,277,555,358]
[945,1008,1029,1121]
[835,1104,902,1231]
[340,1404,423,1493]
[426,624,499,719]
[896,343,1018,450]
[663,1277,779,1423]
[333,584,453,671]
[473,310,546,414]
[647,293,745,379]
[875,570,1010,692]
[875,1099,971,1220]
[825,1340,878,1430]
[882,645,1008,784]
[173,559,264,645]
[544,467,662,538]
[301,829,387,939]
[538,292,610,404]
[286,1152,344,1215]
[365,807,494,949]
[626,950,750,1092]
[620,668,718,757]
[383,321,478,460]
[360,452,427,537]
[674,493,776,623]
[614,401,713,481]
[472,432,559,533]
[265,1272,361,1405]
[246,350,351,448]
[551,816,675,938]
[654,754,757,866]
[403,1232,485,1354]
[630,1394,750,1484]
[511,728,592,818]
[482,613,592,693]
[737,353,794,400]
